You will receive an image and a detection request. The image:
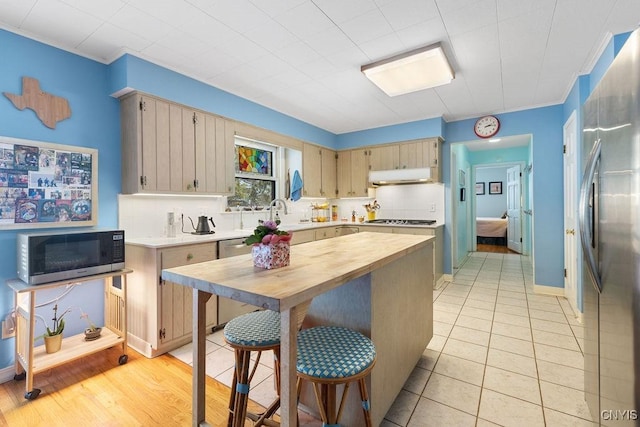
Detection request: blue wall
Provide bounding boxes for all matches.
[109,55,337,149]
[444,106,565,287]
[0,29,120,369]
[336,117,445,148]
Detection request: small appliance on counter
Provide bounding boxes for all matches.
[184,215,215,235]
[17,230,126,285]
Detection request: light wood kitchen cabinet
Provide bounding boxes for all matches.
[391,226,444,288]
[368,144,399,171]
[398,140,427,169]
[427,137,442,182]
[125,243,218,358]
[361,225,393,233]
[121,92,235,195]
[314,227,335,240]
[303,144,337,198]
[337,148,370,197]
[190,112,235,194]
[398,137,442,181]
[321,147,337,198]
[291,229,315,245]
[121,93,183,193]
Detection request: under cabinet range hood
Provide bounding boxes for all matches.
[369,168,431,185]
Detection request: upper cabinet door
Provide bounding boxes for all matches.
[321,148,337,198]
[398,141,425,169]
[168,104,184,192]
[182,108,196,192]
[303,144,322,197]
[368,145,399,171]
[350,148,370,197]
[215,117,235,195]
[336,150,351,197]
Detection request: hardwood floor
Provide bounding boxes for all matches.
[476,243,516,254]
[0,346,268,426]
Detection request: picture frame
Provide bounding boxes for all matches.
[489,181,503,195]
[459,169,465,187]
[0,135,98,229]
[475,182,485,195]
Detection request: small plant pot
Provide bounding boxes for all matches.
[84,327,102,341]
[44,334,62,354]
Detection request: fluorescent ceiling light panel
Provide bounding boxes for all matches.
[361,43,454,97]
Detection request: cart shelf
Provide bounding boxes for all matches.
[7,269,132,400]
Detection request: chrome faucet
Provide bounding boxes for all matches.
[269,198,288,220]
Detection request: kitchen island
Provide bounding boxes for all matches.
[161,232,434,426]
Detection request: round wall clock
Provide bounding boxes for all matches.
[474,115,500,138]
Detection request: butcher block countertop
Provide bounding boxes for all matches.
[161,231,433,311]
[161,231,434,426]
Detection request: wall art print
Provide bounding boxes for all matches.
[0,136,97,229]
[236,145,272,176]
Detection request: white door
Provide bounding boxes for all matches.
[506,165,522,253]
[563,111,579,315]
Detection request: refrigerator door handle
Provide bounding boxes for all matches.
[579,137,602,293]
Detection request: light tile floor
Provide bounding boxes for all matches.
[170,252,595,426]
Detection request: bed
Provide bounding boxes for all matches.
[476,217,508,246]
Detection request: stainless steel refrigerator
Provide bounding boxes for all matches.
[580,28,640,426]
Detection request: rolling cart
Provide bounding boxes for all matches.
[6,269,132,400]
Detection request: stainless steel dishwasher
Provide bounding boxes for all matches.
[217,238,259,325]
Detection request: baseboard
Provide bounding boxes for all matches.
[434,275,446,290]
[533,284,565,296]
[126,333,155,358]
[0,366,15,384]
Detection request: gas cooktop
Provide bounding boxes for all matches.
[365,219,436,226]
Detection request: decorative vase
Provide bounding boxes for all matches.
[44,334,62,354]
[252,241,290,269]
[84,327,102,341]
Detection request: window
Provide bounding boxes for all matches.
[227,138,277,208]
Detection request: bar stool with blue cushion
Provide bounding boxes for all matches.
[224,310,281,427]
[296,326,376,427]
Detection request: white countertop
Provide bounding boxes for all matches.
[125,220,442,248]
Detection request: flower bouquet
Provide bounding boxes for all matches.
[245,219,292,269]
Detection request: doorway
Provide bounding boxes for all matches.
[473,162,525,254]
[563,111,579,316]
[450,135,532,270]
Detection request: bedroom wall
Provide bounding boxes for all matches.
[475,166,508,217]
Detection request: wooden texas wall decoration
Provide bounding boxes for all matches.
[3,77,71,129]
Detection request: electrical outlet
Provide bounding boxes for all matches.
[430,203,436,212]
[2,320,15,339]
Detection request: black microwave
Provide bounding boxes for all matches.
[17,230,125,285]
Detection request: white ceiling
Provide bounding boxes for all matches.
[1,0,639,134]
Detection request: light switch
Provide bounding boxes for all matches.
[430,203,436,212]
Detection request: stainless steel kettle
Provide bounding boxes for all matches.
[188,216,215,235]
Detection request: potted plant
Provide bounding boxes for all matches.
[39,304,70,354]
[81,310,102,341]
[245,219,292,269]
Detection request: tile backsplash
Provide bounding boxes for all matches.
[118,183,445,239]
